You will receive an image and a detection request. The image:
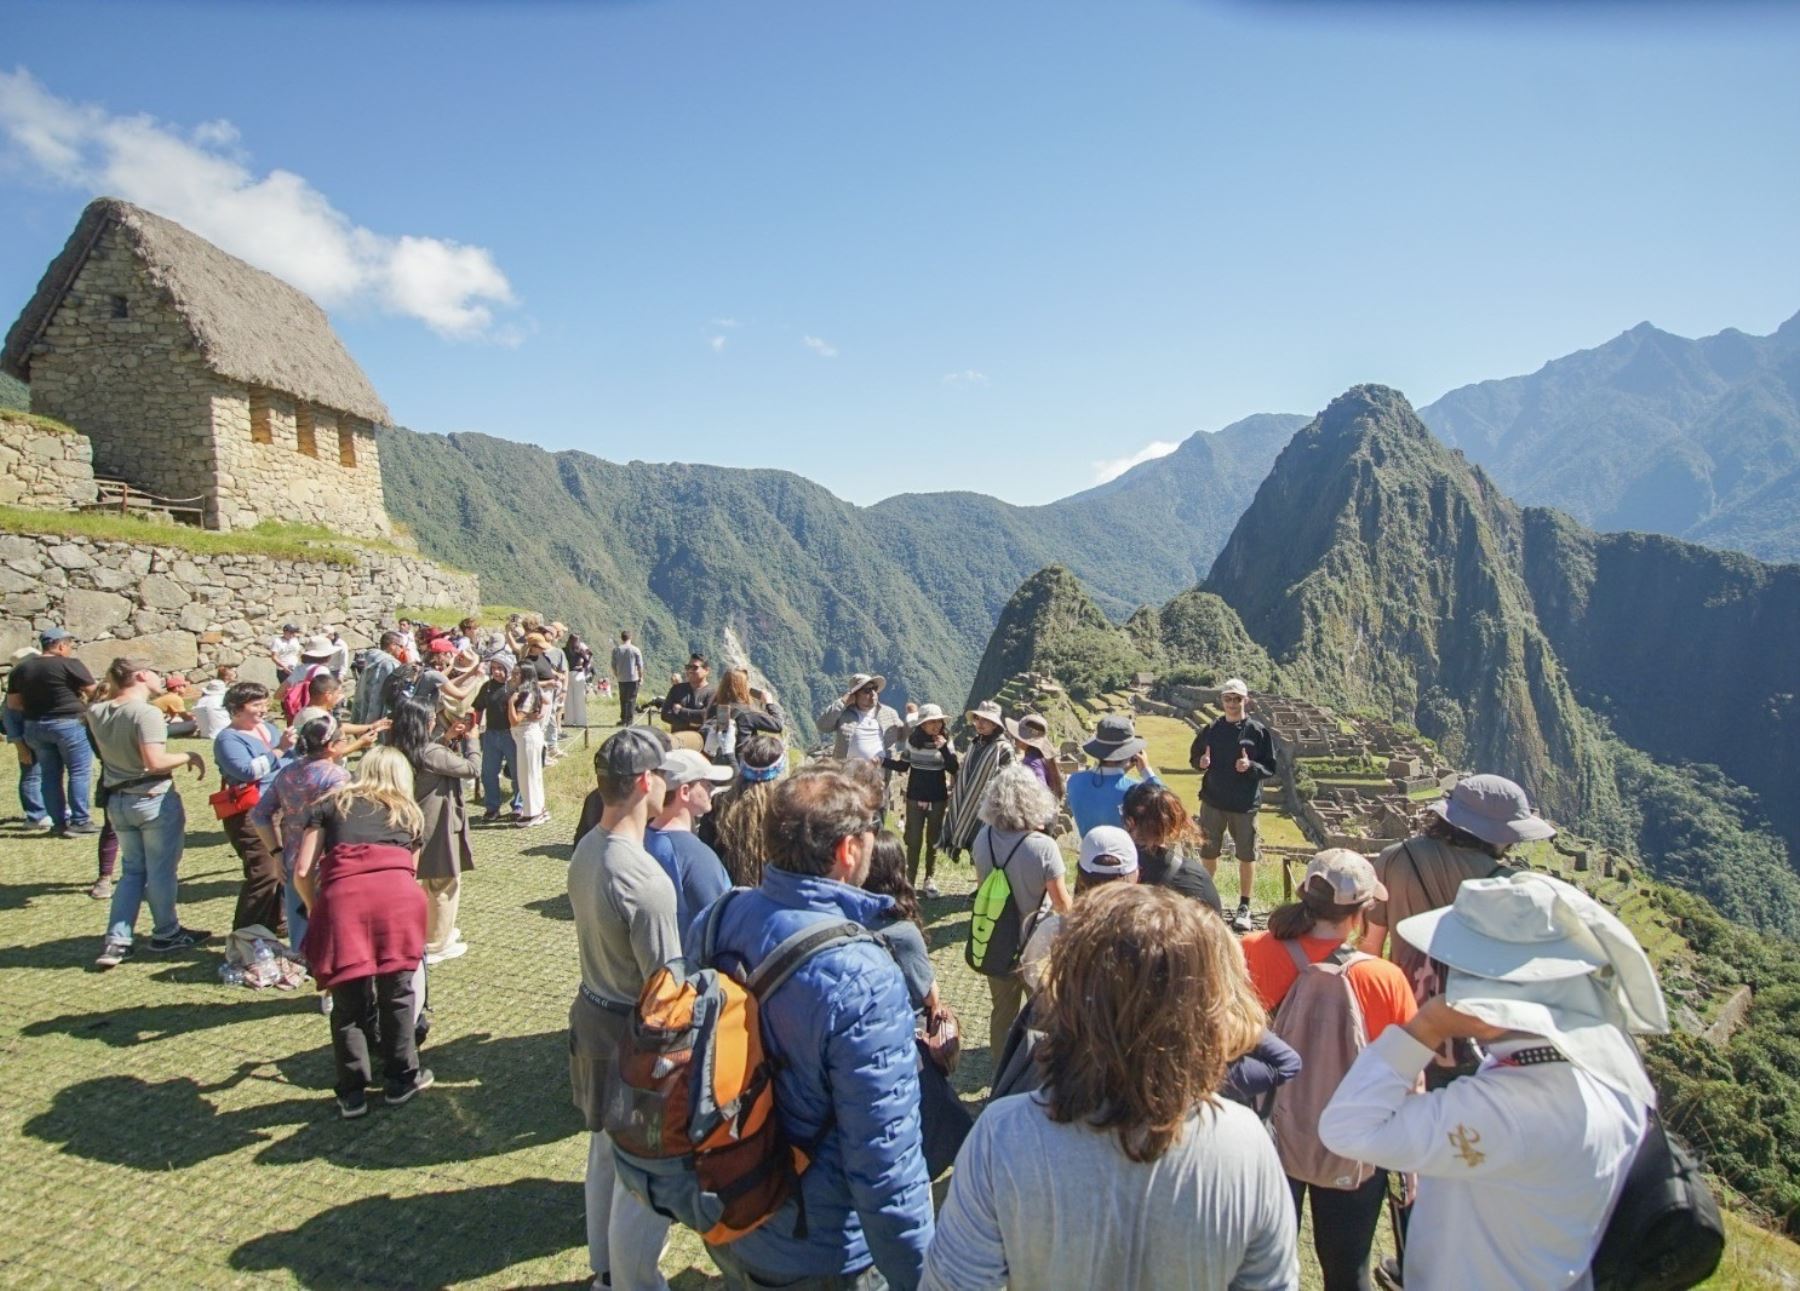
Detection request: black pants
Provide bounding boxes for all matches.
[329,970,420,1098]
[1289,1170,1388,1291]
[223,809,283,936]
[617,680,639,725]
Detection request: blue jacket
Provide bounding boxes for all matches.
[684,867,933,1289]
[213,722,291,789]
[1065,767,1161,837]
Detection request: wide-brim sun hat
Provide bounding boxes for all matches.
[1082,713,1145,763]
[966,699,1004,725]
[1395,873,1611,983]
[910,703,947,728]
[1430,773,1555,846]
[300,634,335,660]
[1005,714,1057,760]
[845,672,886,698]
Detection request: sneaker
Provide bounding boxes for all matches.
[94,938,130,969]
[87,878,113,901]
[25,817,53,834]
[425,940,468,966]
[1230,903,1254,934]
[65,820,100,836]
[337,1090,368,1120]
[450,927,465,945]
[921,879,941,899]
[385,1068,435,1106]
[480,811,503,824]
[320,992,334,1015]
[145,926,213,953]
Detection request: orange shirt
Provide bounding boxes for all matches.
[1240,930,1417,1041]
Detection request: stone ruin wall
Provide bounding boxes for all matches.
[211,384,390,536]
[19,223,220,515]
[0,414,97,511]
[0,531,478,686]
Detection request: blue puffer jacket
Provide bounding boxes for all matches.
[684,867,934,1289]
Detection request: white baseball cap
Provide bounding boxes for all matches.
[657,748,735,787]
[1078,825,1139,877]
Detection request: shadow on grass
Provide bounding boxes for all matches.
[0,879,89,911]
[522,842,573,861]
[22,1074,310,1168]
[527,892,574,922]
[230,1177,588,1288]
[0,933,110,969]
[22,996,303,1045]
[926,915,969,953]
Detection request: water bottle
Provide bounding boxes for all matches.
[218,962,246,986]
[249,940,278,987]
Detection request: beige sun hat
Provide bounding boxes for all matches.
[966,699,1004,726]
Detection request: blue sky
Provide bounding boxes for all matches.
[3,1,1798,505]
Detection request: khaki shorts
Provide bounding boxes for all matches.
[1198,801,1258,862]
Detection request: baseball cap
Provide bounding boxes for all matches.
[426,636,455,655]
[165,673,189,689]
[1302,849,1387,905]
[1078,825,1139,877]
[598,727,668,779]
[1220,678,1249,698]
[38,627,72,648]
[658,748,735,787]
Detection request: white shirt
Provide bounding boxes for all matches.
[192,688,230,741]
[1319,1028,1647,1291]
[843,707,886,762]
[270,636,301,671]
[327,638,352,676]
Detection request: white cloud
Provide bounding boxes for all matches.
[0,67,518,341]
[942,369,988,387]
[801,334,838,359]
[1091,439,1181,485]
[708,334,727,352]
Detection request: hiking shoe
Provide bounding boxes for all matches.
[65,821,100,836]
[145,926,213,953]
[921,879,941,899]
[425,940,468,966]
[1230,903,1254,934]
[337,1090,368,1120]
[95,939,130,969]
[385,1068,435,1106]
[87,878,114,901]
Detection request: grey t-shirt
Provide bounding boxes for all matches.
[568,825,681,1005]
[974,827,1066,919]
[875,915,935,1014]
[86,698,171,793]
[923,1094,1299,1291]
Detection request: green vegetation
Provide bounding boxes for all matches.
[0,409,76,434]
[965,566,1150,704]
[395,603,538,628]
[1126,587,1279,690]
[0,370,27,411]
[0,507,373,565]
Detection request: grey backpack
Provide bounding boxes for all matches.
[1269,940,1378,1190]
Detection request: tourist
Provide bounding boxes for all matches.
[1121,781,1222,914]
[325,629,352,679]
[1005,712,1063,799]
[882,703,959,896]
[216,662,239,686]
[643,747,734,930]
[972,764,1071,1055]
[923,885,1299,1290]
[473,655,519,822]
[814,672,902,763]
[1321,872,1664,1291]
[213,681,297,937]
[268,623,303,685]
[1240,850,1415,1291]
[1065,714,1160,837]
[454,616,482,654]
[709,734,785,886]
[351,631,407,725]
[387,698,478,965]
[660,653,715,737]
[251,715,372,954]
[940,699,1016,861]
[190,674,231,741]
[151,673,199,738]
[291,745,434,1117]
[1189,678,1278,932]
[394,619,419,664]
[685,763,934,1289]
[568,727,678,1291]
[611,630,644,726]
[566,631,594,682]
[88,657,212,969]
[13,627,98,836]
[2,644,45,831]
[564,632,593,730]
[508,659,551,827]
[294,671,388,742]
[540,625,571,758]
[702,666,784,762]
[1018,824,1139,995]
[862,830,942,1019]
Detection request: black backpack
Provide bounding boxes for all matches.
[1590,1112,1725,1291]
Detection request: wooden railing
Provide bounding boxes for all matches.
[83,477,206,526]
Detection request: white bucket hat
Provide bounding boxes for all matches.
[1398,872,1668,1103]
[909,703,947,728]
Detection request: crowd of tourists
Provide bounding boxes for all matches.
[3,622,1710,1290]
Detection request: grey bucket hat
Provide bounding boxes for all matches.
[1082,714,1146,763]
[1430,773,1555,847]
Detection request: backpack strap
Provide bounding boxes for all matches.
[1280,938,1312,974]
[699,887,747,967]
[748,918,873,1001]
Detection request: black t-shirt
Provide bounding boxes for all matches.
[1139,844,1223,916]
[476,679,513,730]
[528,655,556,683]
[305,795,421,850]
[8,654,95,719]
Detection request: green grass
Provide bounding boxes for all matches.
[0,507,369,566]
[0,409,78,434]
[0,727,1787,1288]
[394,604,538,629]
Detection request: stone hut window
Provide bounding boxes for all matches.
[109,295,129,320]
[338,417,359,467]
[295,403,318,458]
[249,388,273,444]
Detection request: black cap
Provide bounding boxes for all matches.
[598,727,669,778]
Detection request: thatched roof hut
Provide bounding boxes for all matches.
[2,198,389,425]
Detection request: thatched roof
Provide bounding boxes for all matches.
[2,198,389,424]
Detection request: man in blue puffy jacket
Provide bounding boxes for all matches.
[685,762,933,1290]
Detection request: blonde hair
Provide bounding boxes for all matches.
[714,667,752,707]
[322,745,424,836]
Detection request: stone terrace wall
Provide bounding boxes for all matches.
[0,532,478,679]
[0,415,97,510]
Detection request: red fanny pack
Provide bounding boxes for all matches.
[210,781,260,820]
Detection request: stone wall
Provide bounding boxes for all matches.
[0,415,97,510]
[211,382,391,535]
[0,531,479,680]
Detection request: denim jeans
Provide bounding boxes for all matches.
[23,715,93,828]
[3,707,44,822]
[283,848,309,954]
[706,1242,887,1291]
[479,726,519,815]
[105,790,186,943]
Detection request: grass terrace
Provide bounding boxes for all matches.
[0,508,397,566]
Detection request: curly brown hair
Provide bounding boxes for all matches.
[713,782,779,887]
[1120,781,1200,852]
[1037,884,1263,1163]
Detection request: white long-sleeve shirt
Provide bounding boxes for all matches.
[1319,1028,1647,1291]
